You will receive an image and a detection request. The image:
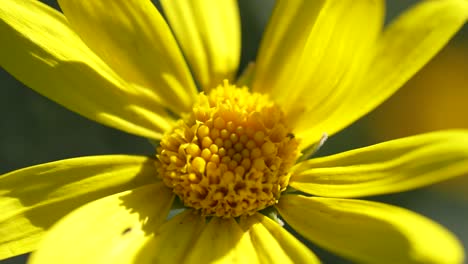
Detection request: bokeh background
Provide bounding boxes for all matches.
[1,1,467,263]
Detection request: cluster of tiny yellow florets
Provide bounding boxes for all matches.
[157,81,299,218]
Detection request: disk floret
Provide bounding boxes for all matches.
[157,81,299,218]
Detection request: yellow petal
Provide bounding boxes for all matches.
[252,0,384,149]
[252,0,325,97]
[184,217,259,264]
[29,183,174,264]
[277,195,464,264]
[161,0,241,92]
[349,0,468,130]
[239,213,321,264]
[0,0,174,139]
[300,0,468,146]
[136,210,205,263]
[0,155,157,260]
[57,0,198,114]
[290,130,468,198]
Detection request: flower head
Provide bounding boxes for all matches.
[158,82,300,218]
[1,0,468,263]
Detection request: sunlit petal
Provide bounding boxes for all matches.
[0,0,174,139]
[29,183,174,264]
[291,130,468,197]
[161,0,241,92]
[184,217,259,263]
[58,0,198,114]
[252,0,384,149]
[135,210,205,263]
[277,195,464,264]
[299,0,468,145]
[239,213,321,263]
[0,155,157,259]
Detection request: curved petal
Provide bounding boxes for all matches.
[0,0,174,140]
[0,155,158,260]
[290,130,468,198]
[277,195,464,264]
[335,0,468,134]
[252,0,325,97]
[135,210,205,263]
[161,0,241,92]
[252,0,384,149]
[57,0,198,114]
[239,213,321,264]
[29,183,174,264]
[184,217,259,263]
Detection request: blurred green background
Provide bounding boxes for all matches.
[1,1,467,263]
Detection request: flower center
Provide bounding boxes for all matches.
[157,81,300,218]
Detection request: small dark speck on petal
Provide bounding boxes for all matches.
[121,227,132,236]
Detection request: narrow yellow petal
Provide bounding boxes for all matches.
[346,0,468,131]
[0,155,157,260]
[239,213,321,264]
[161,0,241,92]
[136,210,205,264]
[57,0,198,114]
[298,0,468,146]
[0,0,175,140]
[252,0,325,97]
[184,217,259,264]
[277,195,464,264]
[29,183,174,264]
[290,130,468,198]
[252,0,384,149]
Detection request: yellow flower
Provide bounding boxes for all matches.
[1,0,467,263]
